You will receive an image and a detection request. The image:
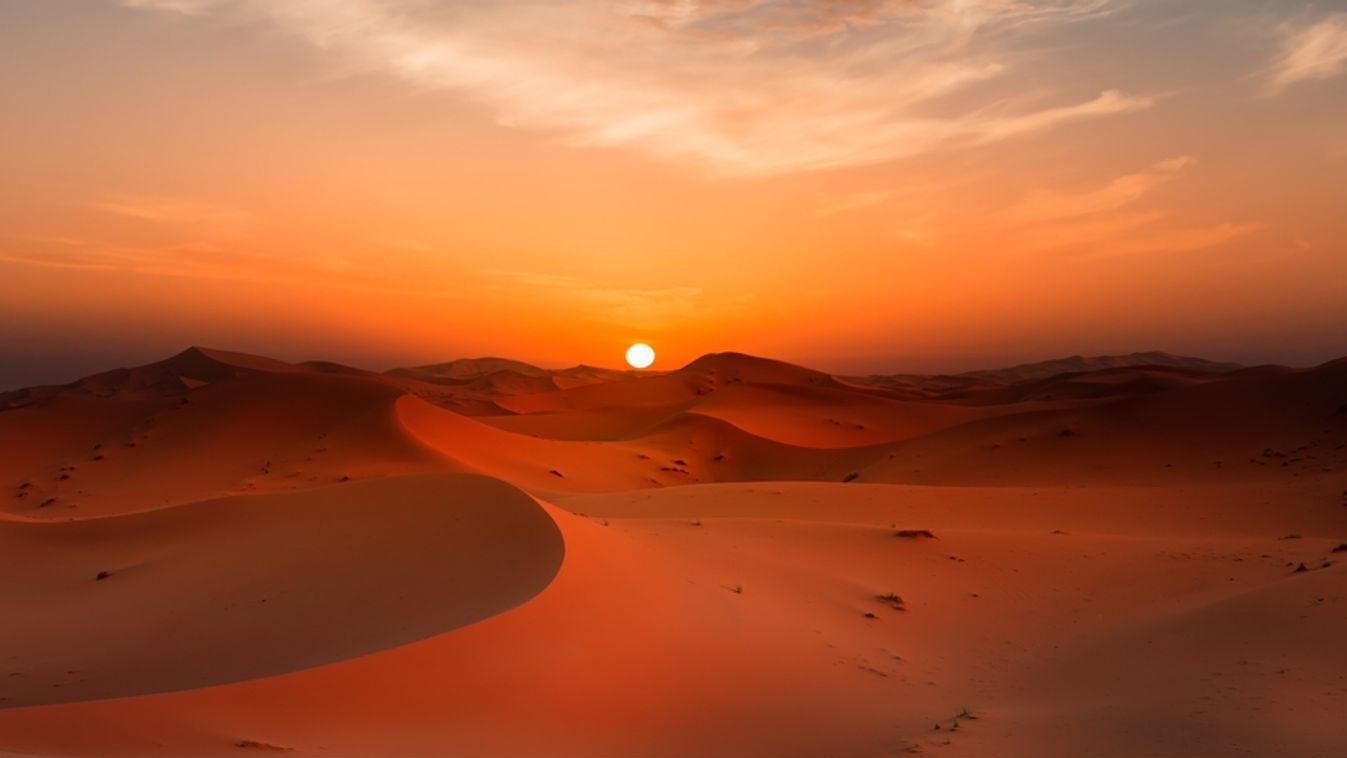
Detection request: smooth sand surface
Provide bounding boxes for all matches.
[1,348,1344,756]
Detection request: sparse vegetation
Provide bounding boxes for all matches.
[842,471,859,483]
[95,571,110,581]
[894,529,936,539]
[732,583,744,594]
[234,740,292,751]
[548,469,565,478]
[876,593,906,610]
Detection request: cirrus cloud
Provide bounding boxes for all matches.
[120,0,1151,176]
[1267,13,1347,91]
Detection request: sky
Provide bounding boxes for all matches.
[2,0,1345,388]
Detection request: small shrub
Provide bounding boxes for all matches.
[842,472,859,483]
[234,740,292,751]
[95,570,111,581]
[894,529,936,539]
[876,593,906,610]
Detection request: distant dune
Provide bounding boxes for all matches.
[1,347,1344,757]
[957,350,1243,382]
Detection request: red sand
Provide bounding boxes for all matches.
[1,347,1344,756]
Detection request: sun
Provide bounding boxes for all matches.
[625,342,655,369]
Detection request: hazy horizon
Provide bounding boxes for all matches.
[3,339,1340,393]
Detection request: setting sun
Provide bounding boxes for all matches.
[625,343,655,369]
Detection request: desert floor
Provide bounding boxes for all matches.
[2,348,1345,757]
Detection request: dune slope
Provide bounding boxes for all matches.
[0,474,563,707]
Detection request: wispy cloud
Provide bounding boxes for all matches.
[120,0,1149,176]
[850,156,1258,256]
[996,156,1193,225]
[0,235,330,279]
[94,197,253,235]
[996,157,1261,256]
[1266,13,1347,91]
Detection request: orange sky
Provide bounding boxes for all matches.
[2,1,1345,387]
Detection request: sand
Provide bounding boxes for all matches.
[1,347,1344,756]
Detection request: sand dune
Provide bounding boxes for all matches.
[1,347,1344,757]
[0,474,562,708]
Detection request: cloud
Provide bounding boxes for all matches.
[119,0,1149,176]
[993,158,1260,256]
[850,155,1257,256]
[120,0,220,14]
[1267,13,1347,90]
[94,197,253,235]
[997,156,1192,225]
[1081,221,1262,259]
[0,238,284,280]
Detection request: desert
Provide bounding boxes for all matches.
[2,348,1344,756]
[5,2,1346,754]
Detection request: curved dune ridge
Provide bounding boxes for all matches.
[0,473,564,707]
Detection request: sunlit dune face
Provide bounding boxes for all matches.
[626,343,655,369]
